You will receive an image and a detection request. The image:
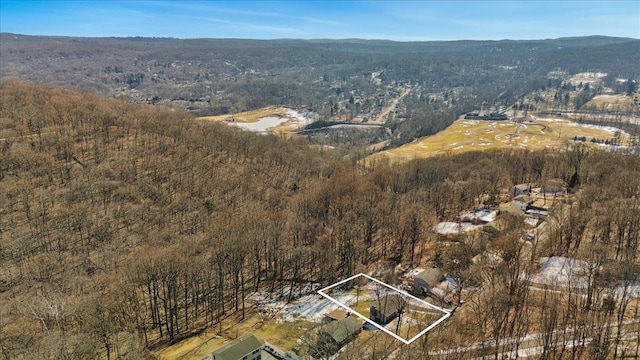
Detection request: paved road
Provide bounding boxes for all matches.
[370,88,410,125]
[429,319,639,359]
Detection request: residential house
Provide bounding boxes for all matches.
[511,183,531,197]
[542,179,566,196]
[512,195,534,211]
[314,316,362,357]
[414,268,444,295]
[370,294,405,325]
[502,206,525,217]
[212,334,262,360]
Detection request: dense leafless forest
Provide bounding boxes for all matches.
[1,80,638,359]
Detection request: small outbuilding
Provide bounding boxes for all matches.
[323,309,348,323]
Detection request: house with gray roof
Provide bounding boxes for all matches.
[511,183,531,197]
[370,294,405,325]
[414,268,445,295]
[313,316,362,357]
[512,194,534,211]
[212,334,263,360]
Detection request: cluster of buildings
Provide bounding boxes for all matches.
[464,112,509,121]
[208,290,422,360]
[506,180,566,220]
[207,180,568,360]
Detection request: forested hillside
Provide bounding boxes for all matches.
[1,81,639,359]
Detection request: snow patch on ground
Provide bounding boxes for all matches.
[249,283,381,324]
[567,72,607,86]
[431,277,458,299]
[565,122,625,134]
[534,117,627,135]
[617,284,640,298]
[228,116,286,132]
[592,94,622,101]
[286,108,315,126]
[531,256,590,288]
[404,268,426,279]
[434,222,482,234]
[279,294,341,323]
[459,209,497,223]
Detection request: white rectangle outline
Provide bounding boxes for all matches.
[317,273,451,344]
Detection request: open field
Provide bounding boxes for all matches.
[196,107,289,123]
[373,115,629,162]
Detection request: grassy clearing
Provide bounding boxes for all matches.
[269,120,304,135]
[582,94,637,112]
[155,307,311,360]
[372,116,629,162]
[351,299,377,316]
[196,106,289,123]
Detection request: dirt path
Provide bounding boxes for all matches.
[370,87,410,125]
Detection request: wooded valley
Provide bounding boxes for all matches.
[2,34,639,149]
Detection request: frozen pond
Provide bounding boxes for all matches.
[228,116,286,133]
[227,109,315,134]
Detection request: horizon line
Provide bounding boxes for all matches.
[2,32,639,43]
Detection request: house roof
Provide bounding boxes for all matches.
[502,206,525,217]
[514,183,530,191]
[513,195,533,203]
[212,334,262,360]
[375,294,405,318]
[415,268,444,287]
[543,179,566,193]
[319,316,361,344]
[325,309,348,321]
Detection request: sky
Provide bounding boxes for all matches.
[1,0,639,41]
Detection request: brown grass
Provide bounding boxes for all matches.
[155,305,312,359]
[370,116,628,163]
[196,106,289,123]
[582,94,637,112]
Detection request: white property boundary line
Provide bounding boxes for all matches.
[317,273,451,344]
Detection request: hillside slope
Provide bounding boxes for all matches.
[1,81,638,359]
